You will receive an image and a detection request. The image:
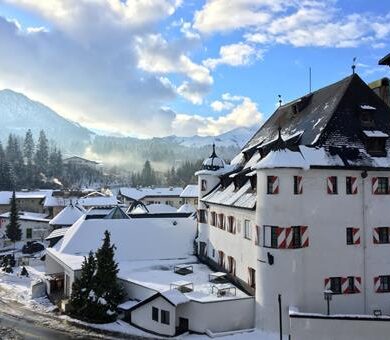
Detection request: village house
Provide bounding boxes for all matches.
[0,211,50,242]
[44,206,254,336]
[118,187,183,208]
[180,184,199,208]
[195,62,390,339]
[63,155,101,169]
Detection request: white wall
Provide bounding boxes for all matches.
[0,219,50,242]
[290,315,390,340]
[177,297,255,334]
[255,168,390,334]
[131,296,176,336]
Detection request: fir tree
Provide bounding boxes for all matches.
[23,129,35,164]
[70,251,96,319]
[90,230,124,323]
[34,130,49,174]
[0,143,14,190]
[6,191,22,252]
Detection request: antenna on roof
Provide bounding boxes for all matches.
[352,57,357,74]
[278,95,282,107]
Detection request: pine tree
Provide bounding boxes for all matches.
[90,230,124,322]
[70,251,96,319]
[23,129,35,164]
[0,143,14,190]
[6,191,21,252]
[34,130,49,174]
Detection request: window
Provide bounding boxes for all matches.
[378,227,389,244]
[267,176,279,195]
[366,138,386,156]
[218,250,225,267]
[26,228,32,239]
[346,228,354,245]
[360,110,374,127]
[375,177,389,194]
[346,177,357,195]
[161,310,170,325]
[379,276,390,292]
[198,209,207,223]
[227,216,235,233]
[227,256,236,275]
[330,277,342,294]
[248,267,256,289]
[217,214,225,229]
[152,307,159,322]
[210,212,216,226]
[327,176,338,194]
[293,176,302,195]
[244,220,252,240]
[201,179,207,191]
[291,226,301,248]
[263,226,278,248]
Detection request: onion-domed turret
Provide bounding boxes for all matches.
[202,143,225,171]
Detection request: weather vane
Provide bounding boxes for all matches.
[352,57,357,74]
[278,94,282,107]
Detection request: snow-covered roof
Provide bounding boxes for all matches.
[253,148,309,170]
[43,195,76,208]
[360,104,376,110]
[46,227,70,240]
[0,211,50,222]
[49,204,85,226]
[119,260,249,303]
[0,190,53,205]
[177,204,196,214]
[160,289,190,306]
[180,184,198,198]
[47,215,197,270]
[202,180,256,210]
[363,130,389,138]
[77,195,118,207]
[119,187,183,200]
[131,203,178,214]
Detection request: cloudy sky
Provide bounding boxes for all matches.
[0,0,389,138]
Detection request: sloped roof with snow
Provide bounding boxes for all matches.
[47,215,197,270]
[0,211,50,222]
[119,187,183,200]
[77,195,118,207]
[180,184,198,198]
[177,204,196,214]
[131,203,178,214]
[46,227,70,240]
[0,192,12,205]
[253,148,309,169]
[49,204,85,226]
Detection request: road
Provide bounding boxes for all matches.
[0,298,145,340]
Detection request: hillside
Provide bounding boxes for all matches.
[0,89,258,169]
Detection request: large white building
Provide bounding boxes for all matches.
[196,72,390,339]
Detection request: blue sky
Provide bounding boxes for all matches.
[0,0,389,138]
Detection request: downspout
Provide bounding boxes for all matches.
[361,170,368,313]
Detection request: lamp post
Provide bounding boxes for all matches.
[324,290,333,315]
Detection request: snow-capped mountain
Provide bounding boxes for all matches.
[0,89,259,165]
[0,89,93,152]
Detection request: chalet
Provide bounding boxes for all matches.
[180,184,199,207]
[196,61,390,339]
[119,187,183,208]
[63,156,100,169]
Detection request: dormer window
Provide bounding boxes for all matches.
[359,105,376,128]
[363,130,388,157]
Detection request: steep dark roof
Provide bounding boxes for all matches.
[379,53,390,66]
[244,74,390,154]
[244,75,353,152]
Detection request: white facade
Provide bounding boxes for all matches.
[255,167,390,334]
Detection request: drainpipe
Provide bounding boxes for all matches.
[361,170,368,313]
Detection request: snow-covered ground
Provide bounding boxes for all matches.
[0,264,279,339]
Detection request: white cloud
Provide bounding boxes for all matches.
[203,42,263,69]
[210,100,234,112]
[173,95,263,136]
[136,33,213,104]
[194,0,390,49]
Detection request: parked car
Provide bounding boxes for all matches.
[22,241,45,254]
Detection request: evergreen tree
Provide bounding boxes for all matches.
[34,130,49,174]
[6,191,22,252]
[23,129,35,164]
[0,143,14,190]
[90,231,124,323]
[70,251,96,319]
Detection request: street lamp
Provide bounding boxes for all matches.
[324,290,333,315]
